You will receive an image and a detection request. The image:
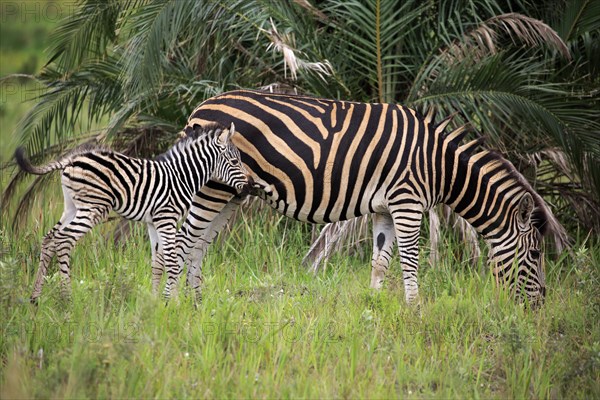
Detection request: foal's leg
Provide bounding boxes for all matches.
[175,182,242,302]
[31,224,61,303]
[52,206,109,299]
[31,187,77,303]
[154,221,178,298]
[147,223,164,295]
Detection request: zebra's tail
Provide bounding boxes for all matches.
[14,147,69,175]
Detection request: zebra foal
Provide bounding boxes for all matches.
[16,123,250,303]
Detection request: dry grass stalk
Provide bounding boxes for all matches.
[444,13,570,62]
[303,215,371,273]
[265,19,333,81]
[291,0,328,22]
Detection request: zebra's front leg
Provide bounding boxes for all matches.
[163,230,204,300]
[389,204,424,304]
[177,224,210,292]
[155,222,178,299]
[370,213,397,290]
[186,239,208,298]
[181,191,243,303]
[147,223,165,295]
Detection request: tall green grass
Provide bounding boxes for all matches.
[1,206,598,398]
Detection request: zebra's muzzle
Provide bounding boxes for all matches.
[239,175,255,196]
[527,289,545,310]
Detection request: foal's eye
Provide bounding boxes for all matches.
[529,249,540,259]
[231,159,239,165]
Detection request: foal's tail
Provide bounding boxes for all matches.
[15,147,71,175]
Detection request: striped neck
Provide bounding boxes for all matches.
[160,136,218,194]
[426,114,565,252]
[439,141,525,242]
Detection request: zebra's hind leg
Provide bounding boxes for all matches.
[388,203,424,305]
[53,206,109,299]
[30,224,61,303]
[31,187,79,303]
[370,213,396,290]
[147,223,164,295]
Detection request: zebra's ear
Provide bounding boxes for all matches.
[217,123,235,145]
[517,192,534,230]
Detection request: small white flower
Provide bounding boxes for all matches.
[79,280,84,284]
[184,352,190,358]
[226,289,230,294]
[361,309,373,321]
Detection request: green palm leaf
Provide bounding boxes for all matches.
[2,0,598,237]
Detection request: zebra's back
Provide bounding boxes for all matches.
[62,150,172,222]
[188,90,428,223]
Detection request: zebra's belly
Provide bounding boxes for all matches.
[114,203,151,222]
[113,186,166,223]
[256,182,387,224]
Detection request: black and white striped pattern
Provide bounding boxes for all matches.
[174,90,565,307]
[17,123,250,302]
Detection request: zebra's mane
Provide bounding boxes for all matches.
[435,116,569,251]
[155,123,226,163]
[479,150,561,234]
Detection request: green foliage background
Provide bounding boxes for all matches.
[1,0,599,231]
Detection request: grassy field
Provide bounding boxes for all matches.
[1,3,599,398]
[0,202,599,398]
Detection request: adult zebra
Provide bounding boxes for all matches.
[172,90,567,308]
[17,123,251,303]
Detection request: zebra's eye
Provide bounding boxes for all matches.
[529,249,540,259]
[231,159,239,166]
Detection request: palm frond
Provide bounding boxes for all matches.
[119,1,199,106]
[265,19,333,82]
[554,0,600,41]
[443,13,571,63]
[428,208,441,265]
[15,57,125,156]
[323,0,427,102]
[11,174,57,230]
[46,0,125,70]
[302,215,370,273]
[409,46,599,194]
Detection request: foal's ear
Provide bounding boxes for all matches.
[517,192,534,230]
[217,122,236,145]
